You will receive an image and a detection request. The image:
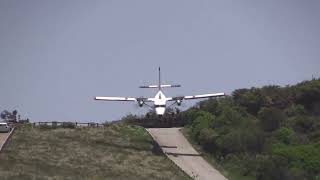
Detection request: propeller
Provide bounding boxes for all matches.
[168,96,189,115]
[133,97,153,110]
[171,96,184,106]
[136,98,144,107]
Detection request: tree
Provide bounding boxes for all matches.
[295,80,320,114]
[242,127,265,153]
[258,107,285,132]
[12,110,18,116]
[285,104,307,117]
[0,110,16,122]
[272,143,320,176]
[234,88,266,115]
[260,85,290,109]
[273,127,295,145]
[213,105,244,129]
[256,154,287,180]
[180,108,199,125]
[190,111,214,140]
[216,130,247,155]
[292,116,317,133]
[198,99,219,115]
[233,88,249,99]
[198,128,218,152]
[0,110,8,120]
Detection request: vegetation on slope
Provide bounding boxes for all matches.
[0,124,189,180]
[181,79,320,180]
[123,78,320,180]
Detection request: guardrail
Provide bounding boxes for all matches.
[32,121,106,128]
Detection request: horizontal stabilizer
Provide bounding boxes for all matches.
[139,84,181,88]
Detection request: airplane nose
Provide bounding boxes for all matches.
[155,107,165,115]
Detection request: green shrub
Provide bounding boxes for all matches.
[285,104,307,117]
[38,124,52,130]
[198,128,218,152]
[258,107,285,132]
[190,111,214,140]
[273,127,295,145]
[272,143,320,175]
[255,154,287,180]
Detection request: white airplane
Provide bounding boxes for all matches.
[95,67,225,116]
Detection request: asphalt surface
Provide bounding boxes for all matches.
[147,128,227,180]
[0,132,10,151]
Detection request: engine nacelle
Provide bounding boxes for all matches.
[176,99,182,106]
[138,100,144,107]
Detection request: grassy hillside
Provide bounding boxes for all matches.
[0,124,189,180]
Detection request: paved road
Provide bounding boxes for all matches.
[147,128,227,180]
[0,132,10,151]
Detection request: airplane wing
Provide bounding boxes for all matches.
[95,96,153,102]
[95,96,137,101]
[167,92,225,101]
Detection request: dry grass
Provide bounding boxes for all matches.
[0,124,189,180]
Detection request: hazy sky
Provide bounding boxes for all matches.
[1,0,319,122]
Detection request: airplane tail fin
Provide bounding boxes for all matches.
[139,67,180,89]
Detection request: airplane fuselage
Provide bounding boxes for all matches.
[149,90,168,115]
